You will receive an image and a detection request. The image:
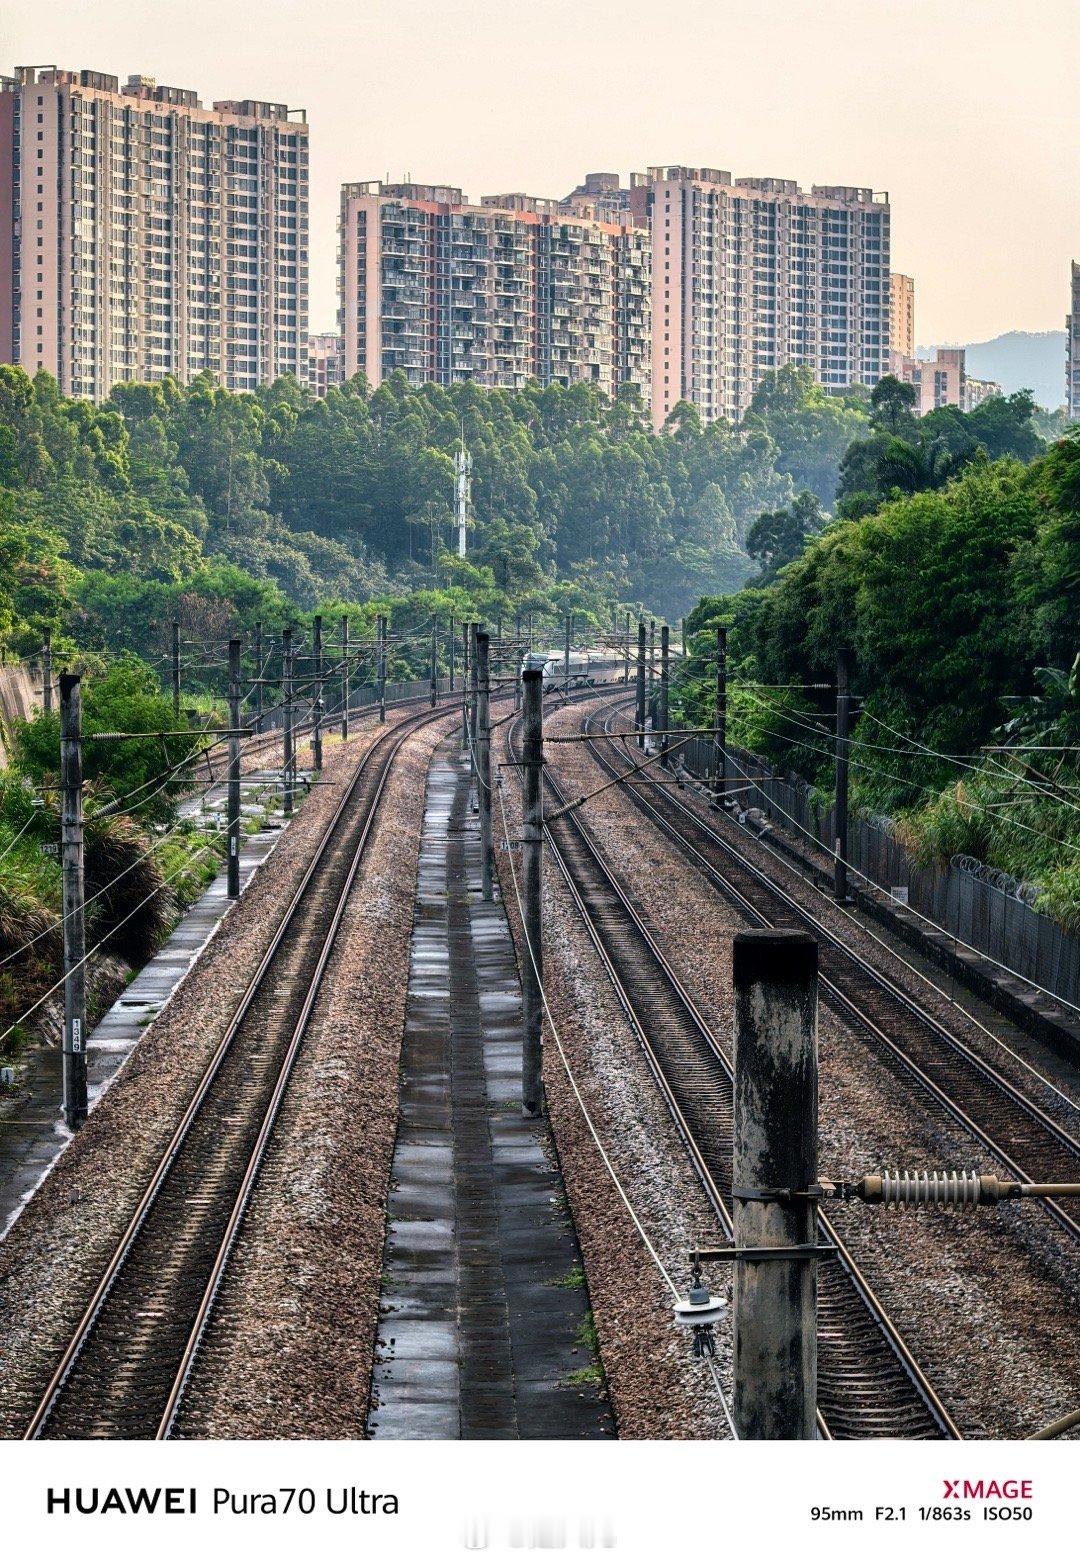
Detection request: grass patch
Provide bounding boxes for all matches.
[565,1364,603,1388]
[549,1264,586,1290]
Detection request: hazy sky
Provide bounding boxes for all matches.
[4,0,1077,341]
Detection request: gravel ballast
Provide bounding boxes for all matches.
[0,707,432,1438]
[494,700,736,1439]
[174,714,453,1438]
[543,697,1079,1439]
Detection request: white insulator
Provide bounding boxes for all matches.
[673,1290,727,1329]
[881,1169,983,1209]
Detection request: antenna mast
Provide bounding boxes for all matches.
[455,422,472,559]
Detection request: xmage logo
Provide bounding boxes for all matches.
[942,1480,1032,1501]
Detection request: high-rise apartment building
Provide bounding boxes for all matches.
[889,272,915,365]
[1068,261,1080,420]
[306,331,344,397]
[893,345,999,415]
[627,167,890,429]
[338,181,650,400]
[0,65,308,399]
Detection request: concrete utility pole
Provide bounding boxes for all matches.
[660,624,670,770]
[834,648,852,904]
[521,666,545,1118]
[714,625,727,808]
[635,617,646,749]
[42,627,53,716]
[475,629,495,902]
[563,613,571,698]
[312,614,323,773]
[282,627,294,818]
[460,620,471,754]
[227,638,242,900]
[449,614,456,694]
[624,611,631,685]
[732,929,819,1440]
[681,618,687,659]
[648,619,656,729]
[171,619,181,724]
[469,622,480,797]
[430,618,439,708]
[59,672,87,1129]
[377,614,387,723]
[340,614,350,742]
[253,621,264,735]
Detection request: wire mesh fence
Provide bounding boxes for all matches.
[674,729,1079,1011]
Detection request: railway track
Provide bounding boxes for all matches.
[23,702,447,1441]
[584,699,1080,1245]
[506,714,959,1440]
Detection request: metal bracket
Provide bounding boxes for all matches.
[691,1244,838,1264]
[731,1183,830,1204]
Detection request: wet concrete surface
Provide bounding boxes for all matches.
[0,780,285,1236]
[369,742,613,1439]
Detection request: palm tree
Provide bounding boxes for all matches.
[876,434,959,496]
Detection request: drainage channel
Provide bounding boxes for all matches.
[368,740,613,1439]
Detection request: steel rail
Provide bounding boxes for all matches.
[588,699,1080,1245]
[505,712,959,1441]
[23,702,447,1441]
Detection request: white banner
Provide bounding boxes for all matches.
[1,1439,1071,1557]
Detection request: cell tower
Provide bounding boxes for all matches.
[455,430,472,558]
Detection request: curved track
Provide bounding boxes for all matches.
[506,712,959,1441]
[586,699,1080,1244]
[24,703,447,1441]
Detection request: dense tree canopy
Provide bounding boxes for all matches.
[680,432,1080,924]
[0,362,883,661]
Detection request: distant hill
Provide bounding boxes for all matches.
[918,331,1066,410]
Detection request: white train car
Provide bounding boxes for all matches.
[521,649,610,688]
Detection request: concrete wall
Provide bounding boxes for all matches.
[0,661,40,767]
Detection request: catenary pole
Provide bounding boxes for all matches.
[253,621,263,734]
[732,929,819,1440]
[42,627,53,716]
[521,666,545,1118]
[835,648,852,904]
[227,638,242,899]
[60,672,87,1129]
[430,617,438,707]
[476,628,495,901]
[460,619,471,753]
[449,614,456,694]
[378,614,387,723]
[311,614,323,773]
[340,614,349,741]
[660,624,670,770]
[714,625,727,807]
[635,617,646,749]
[564,613,571,698]
[469,622,480,797]
[171,619,181,725]
[282,627,294,817]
